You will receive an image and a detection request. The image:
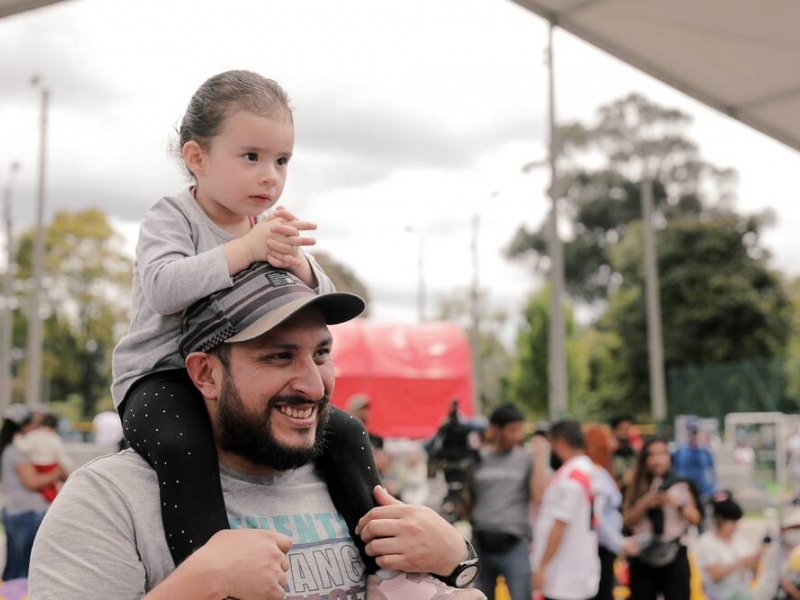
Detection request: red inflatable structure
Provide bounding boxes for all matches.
[329,319,475,439]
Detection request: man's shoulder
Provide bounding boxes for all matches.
[67,449,155,491]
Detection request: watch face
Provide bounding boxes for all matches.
[455,564,479,587]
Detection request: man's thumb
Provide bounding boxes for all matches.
[373,485,402,506]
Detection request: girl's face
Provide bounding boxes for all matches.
[187,110,295,221]
[645,441,671,477]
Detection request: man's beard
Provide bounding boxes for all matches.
[217,370,331,471]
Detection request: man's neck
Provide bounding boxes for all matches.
[218,449,280,477]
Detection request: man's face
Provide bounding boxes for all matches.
[352,405,370,425]
[215,308,335,471]
[613,420,632,446]
[497,421,524,452]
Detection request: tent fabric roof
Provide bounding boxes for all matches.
[0,0,65,19]
[509,0,800,152]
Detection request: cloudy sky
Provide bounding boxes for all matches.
[2,0,800,342]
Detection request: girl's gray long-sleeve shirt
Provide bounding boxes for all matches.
[111,188,333,407]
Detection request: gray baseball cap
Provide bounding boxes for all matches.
[179,262,365,356]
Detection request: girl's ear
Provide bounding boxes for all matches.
[182,140,205,177]
[185,352,222,403]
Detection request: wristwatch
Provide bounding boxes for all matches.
[436,539,480,588]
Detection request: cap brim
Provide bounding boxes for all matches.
[225,291,365,345]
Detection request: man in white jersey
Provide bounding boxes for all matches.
[533,419,601,600]
[29,262,482,600]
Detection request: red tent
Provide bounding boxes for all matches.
[330,318,475,439]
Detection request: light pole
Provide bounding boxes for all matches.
[1,161,20,412]
[26,75,48,407]
[405,226,426,322]
[642,172,667,424]
[470,210,482,412]
[544,22,569,418]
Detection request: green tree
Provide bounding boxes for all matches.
[606,215,791,414]
[435,288,511,414]
[507,93,733,303]
[15,209,132,415]
[311,251,370,316]
[504,287,587,418]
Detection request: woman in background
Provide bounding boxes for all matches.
[584,424,640,600]
[0,405,65,580]
[623,437,702,600]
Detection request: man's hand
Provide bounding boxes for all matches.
[356,486,466,576]
[148,529,292,600]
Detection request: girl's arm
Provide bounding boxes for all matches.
[137,200,234,315]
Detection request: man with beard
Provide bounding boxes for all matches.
[29,263,483,599]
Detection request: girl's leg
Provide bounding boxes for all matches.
[627,558,659,600]
[317,405,382,574]
[121,369,229,566]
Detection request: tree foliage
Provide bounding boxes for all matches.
[507,93,734,303]
[311,251,370,316]
[505,93,791,420]
[435,288,510,413]
[14,209,132,415]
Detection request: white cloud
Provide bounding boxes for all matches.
[1,0,799,349]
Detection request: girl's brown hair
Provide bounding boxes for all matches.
[623,437,669,512]
[583,424,613,473]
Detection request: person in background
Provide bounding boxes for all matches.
[693,491,760,600]
[92,409,125,450]
[609,413,638,493]
[346,393,395,492]
[532,419,601,600]
[583,424,640,600]
[672,419,716,507]
[623,437,703,600]
[13,413,71,503]
[347,394,385,451]
[769,507,800,600]
[0,405,66,581]
[465,403,548,600]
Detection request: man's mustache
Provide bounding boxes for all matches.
[270,394,330,409]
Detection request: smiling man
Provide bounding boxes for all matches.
[29,263,482,600]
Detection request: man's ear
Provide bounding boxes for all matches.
[181,140,206,178]
[185,351,222,402]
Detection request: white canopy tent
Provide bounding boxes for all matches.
[509,0,800,153]
[0,0,65,19]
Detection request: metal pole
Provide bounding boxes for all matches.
[470,213,481,412]
[1,162,19,412]
[26,81,48,407]
[642,175,667,423]
[546,22,569,418]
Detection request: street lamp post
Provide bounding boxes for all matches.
[545,22,569,418]
[470,211,481,412]
[26,75,48,407]
[1,161,20,412]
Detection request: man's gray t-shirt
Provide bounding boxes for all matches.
[29,450,365,599]
[1,445,50,515]
[468,446,532,540]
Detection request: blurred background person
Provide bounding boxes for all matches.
[693,491,760,600]
[91,409,125,450]
[12,413,71,504]
[464,403,547,600]
[0,405,66,581]
[532,419,601,600]
[346,394,394,491]
[623,437,702,600]
[584,424,640,600]
[426,399,480,522]
[610,413,638,493]
[672,419,717,509]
